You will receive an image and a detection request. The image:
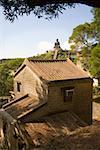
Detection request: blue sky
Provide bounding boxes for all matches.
[0,4,93,59]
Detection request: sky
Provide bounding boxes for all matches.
[0,4,93,59]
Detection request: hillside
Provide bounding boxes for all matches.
[30,49,70,60]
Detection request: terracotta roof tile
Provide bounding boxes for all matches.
[4,95,39,119]
[29,59,89,81]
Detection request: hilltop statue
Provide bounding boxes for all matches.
[53,39,62,59]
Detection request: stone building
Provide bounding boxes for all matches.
[0,58,93,149]
[3,58,92,125]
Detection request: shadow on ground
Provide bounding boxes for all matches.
[23,118,100,150]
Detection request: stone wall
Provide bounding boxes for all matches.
[14,66,48,102]
[19,78,92,125]
[48,78,92,125]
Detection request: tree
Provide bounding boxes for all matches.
[68,23,96,70]
[0,0,100,22]
[0,63,13,96]
[0,58,23,96]
[69,23,96,51]
[69,8,100,74]
[89,44,100,81]
[91,8,100,42]
[69,8,100,50]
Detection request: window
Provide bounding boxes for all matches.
[17,82,21,92]
[62,87,74,102]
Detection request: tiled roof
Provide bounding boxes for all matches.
[4,94,45,119]
[29,59,89,81]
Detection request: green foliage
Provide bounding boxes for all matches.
[80,47,91,70]
[0,58,23,96]
[31,50,68,60]
[69,8,100,73]
[89,44,100,79]
[57,50,67,59]
[69,23,94,70]
[91,8,100,42]
[93,86,100,99]
[0,62,13,96]
[69,23,96,50]
[92,8,100,30]
[1,0,99,22]
[0,0,75,22]
[32,51,54,60]
[7,58,24,70]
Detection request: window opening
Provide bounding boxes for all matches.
[62,87,74,102]
[17,82,21,92]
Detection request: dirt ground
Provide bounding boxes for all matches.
[23,101,100,150]
[1,101,100,150]
[93,102,100,121]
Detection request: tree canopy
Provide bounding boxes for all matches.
[0,0,100,21]
[69,8,100,80]
[69,8,100,50]
[0,58,23,96]
[89,44,100,79]
[69,23,96,51]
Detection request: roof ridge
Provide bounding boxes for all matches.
[29,59,67,63]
